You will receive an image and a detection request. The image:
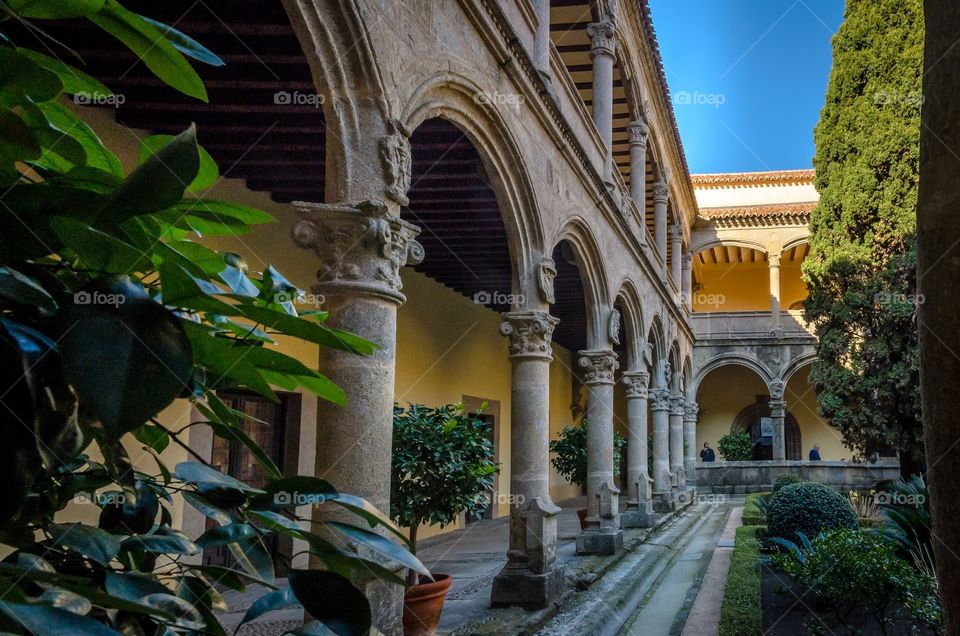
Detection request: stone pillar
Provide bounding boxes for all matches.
[683,401,698,486]
[588,20,616,184]
[650,388,672,510]
[769,380,786,461]
[491,311,565,608]
[292,200,423,634]
[653,178,669,278]
[576,349,623,555]
[682,252,693,311]
[622,371,655,527]
[669,394,685,492]
[670,224,683,294]
[533,0,551,81]
[769,252,782,332]
[628,120,649,226]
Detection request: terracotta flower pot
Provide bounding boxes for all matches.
[576,508,589,530]
[402,573,452,635]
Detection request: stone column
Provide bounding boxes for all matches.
[653,178,669,278]
[533,0,551,81]
[628,120,649,225]
[683,401,698,486]
[769,380,786,461]
[576,350,623,555]
[292,200,423,634]
[682,252,693,311]
[491,311,565,608]
[670,224,683,294]
[669,394,686,492]
[622,371,655,527]
[650,388,672,510]
[769,252,782,332]
[588,20,616,184]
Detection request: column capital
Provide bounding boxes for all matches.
[769,398,786,419]
[627,119,649,147]
[291,200,424,304]
[587,20,617,58]
[650,388,671,411]
[683,401,699,422]
[769,252,782,268]
[622,370,650,398]
[669,395,685,416]
[669,223,684,241]
[578,349,619,385]
[653,178,670,204]
[769,379,785,400]
[499,311,559,359]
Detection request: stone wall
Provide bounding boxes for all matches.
[696,460,901,493]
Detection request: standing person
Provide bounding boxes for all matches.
[809,443,822,461]
[700,442,716,463]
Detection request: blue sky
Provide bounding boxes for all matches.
[648,0,844,174]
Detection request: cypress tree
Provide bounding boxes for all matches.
[804,0,923,473]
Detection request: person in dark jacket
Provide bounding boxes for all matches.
[809,443,822,461]
[700,442,716,463]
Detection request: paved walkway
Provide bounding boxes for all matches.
[681,506,744,636]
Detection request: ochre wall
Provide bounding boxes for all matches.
[693,262,769,312]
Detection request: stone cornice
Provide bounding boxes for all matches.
[698,202,816,228]
[691,169,816,189]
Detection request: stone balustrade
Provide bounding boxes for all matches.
[695,460,902,493]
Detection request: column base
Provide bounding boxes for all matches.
[620,508,657,528]
[490,566,565,610]
[576,528,624,555]
[653,492,676,513]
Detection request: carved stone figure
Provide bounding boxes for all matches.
[537,257,557,304]
[608,308,622,345]
[379,119,412,206]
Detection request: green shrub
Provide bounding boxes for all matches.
[719,525,762,636]
[772,473,804,494]
[742,492,770,527]
[717,431,754,461]
[549,418,626,488]
[768,482,858,542]
[773,529,942,633]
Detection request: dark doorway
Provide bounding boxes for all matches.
[733,397,801,461]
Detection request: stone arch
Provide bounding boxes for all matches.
[782,235,812,252]
[400,75,547,304]
[692,353,776,399]
[646,315,667,387]
[781,352,818,386]
[682,355,694,400]
[690,238,769,256]
[551,217,612,349]
[732,402,803,461]
[668,339,682,393]
[613,278,645,369]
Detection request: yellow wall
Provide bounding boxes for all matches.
[694,262,769,312]
[785,365,848,460]
[781,262,808,310]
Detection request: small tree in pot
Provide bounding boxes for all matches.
[549,418,627,529]
[391,403,500,633]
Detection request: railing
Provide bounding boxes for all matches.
[691,310,816,340]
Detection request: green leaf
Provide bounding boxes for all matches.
[48,523,122,565]
[181,322,278,400]
[237,306,377,355]
[325,522,429,576]
[0,47,62,108]
[190,564,278,591]
[289,570,371,636]
[174,199,273,225]
[182,491,232,525]
[238,586,298,627]
[87,0,208,101]
[0,107,40,165]
[121,533,199,555]
[140,134,217,192]
[104,571,169,603]
[8,0,105,18]
[195,523,257,548]
[19,102,88,171]
[328,493,410,546]
[16,48,112,97]
[0,602,119,636]
[51,217,151,273]
[36,101,122,176]
[157,262,236,315]
[131,423,169,453]
[175,461,264,493]
[0,267,57,315]
[229,535,275,585]
[139,15,224,66]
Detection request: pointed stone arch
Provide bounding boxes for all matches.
[612,278,645,370]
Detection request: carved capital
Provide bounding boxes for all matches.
[683,401,699,421]
[653,178,669,204]
[649,388,671,411]
[291,200,423,303]
[578,349,619,385]
[622,370,650,399]
[769,252,782,268]
[669,395,685,416]
[769,398,786,419]
[587,21,616,58]
[669,223,683,242]
[379,119,412,206]
[769,380,785,400]
[627,119,649,147]
[537,257,557,304]
[500,311,559,359]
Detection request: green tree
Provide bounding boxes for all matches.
[0,2,423,633]
[803,0,923,474]
[549,418,626,488]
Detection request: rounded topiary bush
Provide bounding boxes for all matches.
[773,473,805,494]
[767,482,858,542]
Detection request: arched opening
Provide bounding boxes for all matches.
[695,363,772,459]
[732,400,802,460]
[780,241,811,314]
[783,360,848,461]
[692,244,769,312]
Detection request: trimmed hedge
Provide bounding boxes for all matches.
[772,473,804,494]
[767,482,858,542]
[741,492,770,527]
[719,525,763,636]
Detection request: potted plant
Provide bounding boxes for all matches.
[391,403,501,634]
[549,418,627,530]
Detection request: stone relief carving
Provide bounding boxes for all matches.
[578,350,619,385]
[608,308,622,345]
[642,342,654,370]
[537,257,557,304]
[683,402,699,420]
[587,21,616,57]
[769,399,786,419]
[670,395,685,415]
[500,311,559,358]
[649,388,671,411]
[291,200,423,300]
[379,119,412,206]
[769,380,785,400]
[622,371,650,399]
